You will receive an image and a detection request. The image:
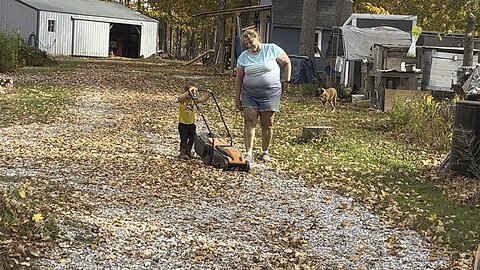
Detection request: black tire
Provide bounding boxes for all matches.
[221,159,229,170]
[242,161,250,172]
[204,153,213,165]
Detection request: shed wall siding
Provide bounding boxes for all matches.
[72,20,109,57]
[271,27,300,54]
[422,50,479,92]
[139,21,158,57]
[38,11,73,55]
[0,0,37,42]
[272,0,351,28]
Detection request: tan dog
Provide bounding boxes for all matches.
[317,87,337,112]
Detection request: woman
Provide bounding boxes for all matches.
[235,29,291,163]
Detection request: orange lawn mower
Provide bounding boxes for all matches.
[192,89,250,172]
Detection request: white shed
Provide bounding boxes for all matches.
[0,0,158,58]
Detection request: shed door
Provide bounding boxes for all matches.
[73,20,109,57]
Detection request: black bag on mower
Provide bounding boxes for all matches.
[192,89,250,172]
[194,132,249,172]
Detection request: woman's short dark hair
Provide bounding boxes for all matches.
[242,29,261,43]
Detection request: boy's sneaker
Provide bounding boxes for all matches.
[261,152,271,162]
[178,153,189,159]
[244,154,254,164]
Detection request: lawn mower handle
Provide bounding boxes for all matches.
[193,89,234,146]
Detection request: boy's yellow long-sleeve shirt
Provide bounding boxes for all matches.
[178,99,196,125]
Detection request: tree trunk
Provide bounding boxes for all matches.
[137,0,141,12]
[301,126,335,142]
[299,0,317,58]
[178,27,183,58]
[463,9,476,67]
[165,7,173,55]
[168,24,172,55]
[159,19,167,52]
[188,28,195,59]
[215,0,226,70]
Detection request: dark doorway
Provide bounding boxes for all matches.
[109,23,141,58]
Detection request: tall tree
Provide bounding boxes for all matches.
[214,0,227,69]
[299,0,317,58]
[464,0,478,66]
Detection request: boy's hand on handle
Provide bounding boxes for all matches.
[188,87,199,100]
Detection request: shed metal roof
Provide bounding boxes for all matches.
[16,0,157,22]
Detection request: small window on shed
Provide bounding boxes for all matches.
[314,30,322,57]
[47,19,55,32]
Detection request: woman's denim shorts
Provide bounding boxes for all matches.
[241,92,281,112]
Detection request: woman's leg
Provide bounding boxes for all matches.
[259,111,275,152]
[243,107,258,155]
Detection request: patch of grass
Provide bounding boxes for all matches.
[0,85,75,126]
[218,96,480,254]
[17,58,81,74]
[390,95,454,149]
[299,79,324,96]
[395,178,479,251]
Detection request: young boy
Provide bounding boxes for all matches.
[177,83,210,159]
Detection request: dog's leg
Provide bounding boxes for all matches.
[329,100,335,112]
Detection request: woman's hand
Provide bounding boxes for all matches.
[235,96,242,111]
[282,81,290,92]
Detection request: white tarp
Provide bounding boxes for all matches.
[341,25,411,61]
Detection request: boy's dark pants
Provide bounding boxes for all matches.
[178,123,196,155]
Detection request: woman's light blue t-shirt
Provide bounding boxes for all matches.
[236,43,285,100]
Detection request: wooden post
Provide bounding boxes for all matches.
[230,14,239,74]
[219,41,225,73]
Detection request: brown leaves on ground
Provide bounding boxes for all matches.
[0,58,475,269]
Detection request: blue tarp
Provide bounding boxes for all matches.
[290,56,317,84]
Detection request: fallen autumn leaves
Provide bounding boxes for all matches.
[0,58,476,269]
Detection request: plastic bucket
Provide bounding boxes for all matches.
[450,100,480,178]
